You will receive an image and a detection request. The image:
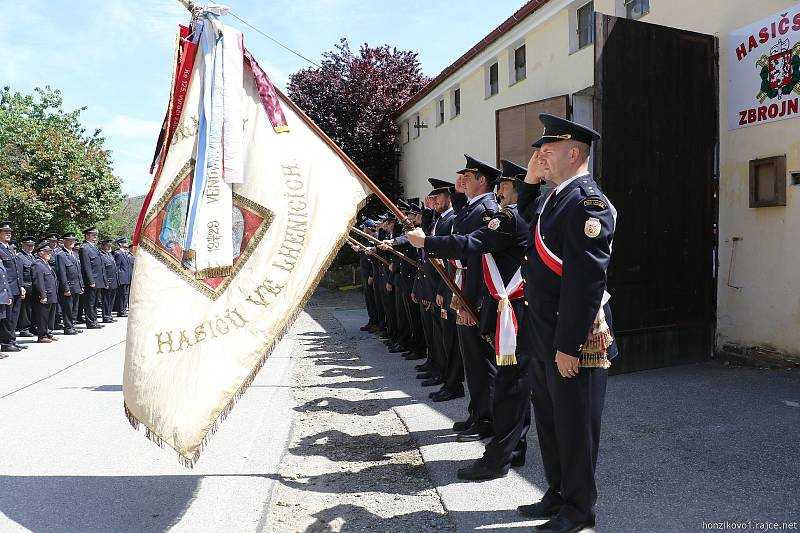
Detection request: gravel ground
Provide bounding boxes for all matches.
[266,290,455,533]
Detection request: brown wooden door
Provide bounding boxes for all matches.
[594,14,719,373]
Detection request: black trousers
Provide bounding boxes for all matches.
[361,272,377,324]
[420,303,441,375]
[82,286,99,326]
[101,289,116,321]
[17,289,33,332]
[58,292,80,331]
[381,284,396,340]
[117,284,130,316]
[481,350,532,469]
[393,278,412,348]
[34,301,56,338]
[440,309,463,391]
[0,294,22,344]
[457,324,496,425]
[530,359,607,524]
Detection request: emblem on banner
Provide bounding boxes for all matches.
[584,217,601,238]
[139,160,275,300]
[757,39,800,103]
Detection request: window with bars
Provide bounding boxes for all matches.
[437,98,445,125]
[577,1,594,49]
[514,45,526,83]
[625,0,649,19]
[489,63,499,96]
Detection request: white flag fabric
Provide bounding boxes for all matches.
[124,21,370,466]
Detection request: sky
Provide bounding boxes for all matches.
[0,0,528,197]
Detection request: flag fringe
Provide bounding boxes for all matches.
[123,196,370,468]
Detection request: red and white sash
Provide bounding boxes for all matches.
[450,258,466,290]
[482,253,525,366]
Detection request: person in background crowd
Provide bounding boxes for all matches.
[113,237,134,317]
[31,242,58,344]
[99,238,119,323]
[0,221,26,353]
[56,233,84,335]
[80,227,105,330]
[15,236,36,338]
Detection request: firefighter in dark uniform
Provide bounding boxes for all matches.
[0,221,26,353]
[414,155,502,441]
[353,220,378,332]
[407,158,531,479]
[80,227,106,329]
[99,239,119,323]
[377,215,398,345]
[45,233,64,330]
[515,114,618,533]
[56,233,84,334]
[31,243,58,343]
[113,237,134,317]
[15,236,36,337]
[0,256,10,358]
[384,204,414,355]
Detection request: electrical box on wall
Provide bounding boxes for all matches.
[749,155,787,208]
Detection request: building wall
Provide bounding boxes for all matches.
[397,0,800,359]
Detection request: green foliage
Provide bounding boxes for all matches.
[0,85,123,238]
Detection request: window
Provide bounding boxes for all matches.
[514,45,526,83]
[450,87,461,118]
[749,155,787,207]
[625,0,649,19]
[485,62,499,98]
[402,121,410,144]
[436,98,445,125]
[577,1,594,49]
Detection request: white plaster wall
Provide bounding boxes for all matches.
[397,0,800,355]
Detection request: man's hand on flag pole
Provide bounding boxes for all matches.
[406,228,426,248]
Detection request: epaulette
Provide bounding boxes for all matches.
[577,179,607,210]
[498,207,514,218]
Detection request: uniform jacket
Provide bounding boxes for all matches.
[56,248,85,294]
[0,261,10,316]
[100,251,119,290]
[80,241,107,289]
[0,243,21,296]
[517,174,618,361]
[16,250,34,289]
[31,258,57,303]
[425,192,499,312]
[424,202,528,337]
[113,250,135,285]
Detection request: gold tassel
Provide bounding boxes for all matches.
[194,265,233,279]
[496,354,517,366]
[273,125,290,133]
[579,311,614,369]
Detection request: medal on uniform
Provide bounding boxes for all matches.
[584,217,601,238]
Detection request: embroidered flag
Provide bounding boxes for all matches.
[124,10,370,467]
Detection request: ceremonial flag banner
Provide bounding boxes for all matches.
[124,8,370,467]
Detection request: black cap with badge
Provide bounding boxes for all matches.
[0,221,12,232]
[532,113,600,148]
[427,178,455,196]
[499,159,528,183]
[457,154,501,184]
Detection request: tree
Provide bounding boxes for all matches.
[288,39,429,209]
[0,86,123,238]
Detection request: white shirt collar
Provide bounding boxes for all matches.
[437,207,453,219]
[555,171,590,195]
[468,191,494,206]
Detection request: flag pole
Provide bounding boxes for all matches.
[351,226,478,324]
[347,237,391,267]
[350,227,422,269]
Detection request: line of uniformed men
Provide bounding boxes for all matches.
[0,223,134,357]
[352,114,618,533]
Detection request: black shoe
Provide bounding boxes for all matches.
[415,363,430,371]
[404,352,426,360]
[416,372,433,380]
[457,460,508,481]
[511,453,526,468]
[534,516,594,533]
[15,344,28,350]
[431,388,465,402]
[453,418,473,432]
[86,324,104,329]
[457,423,493,442]
[359,324,371,331]
[63,329,79,335]
[17,330,34,338]
[1,344,21,353]
[389,345,408,353]
[518,497,563,519]
[421,377,443,387]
